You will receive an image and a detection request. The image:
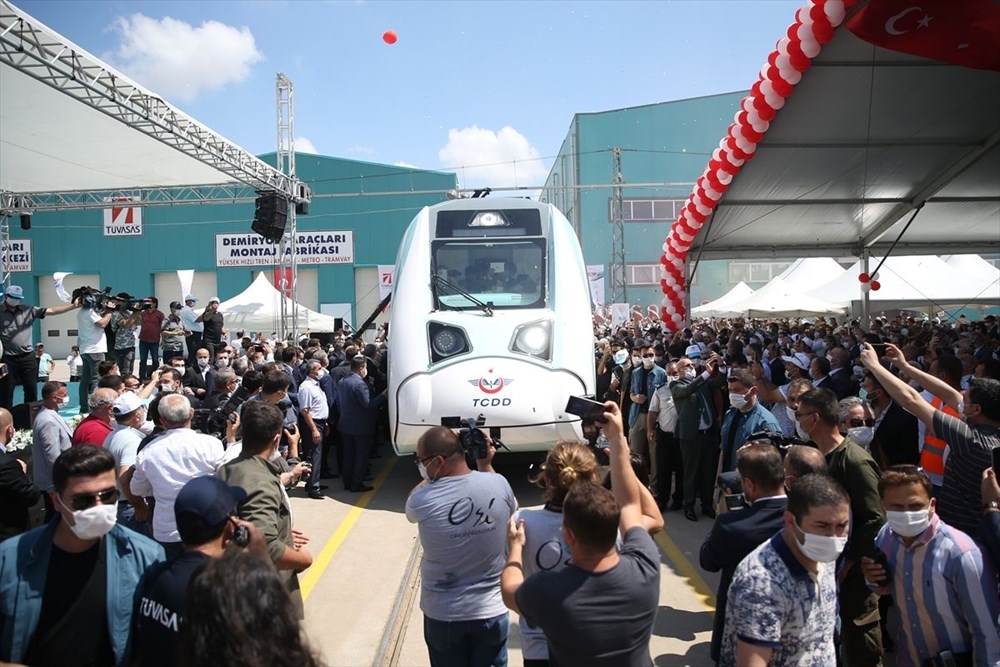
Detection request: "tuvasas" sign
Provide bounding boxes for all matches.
[215,231,354,267]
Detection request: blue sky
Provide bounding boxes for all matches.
[17,0,801,189]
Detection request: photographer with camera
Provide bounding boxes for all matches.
[195,297,225,360]
[406,424,516,667]
[75,290,115,414]
[0,285,80,410]
[110,293,141,376]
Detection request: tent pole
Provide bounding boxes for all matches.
[861,249,870,329]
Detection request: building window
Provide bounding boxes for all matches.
[728,261,793,284]
[624,263,697,287]
[608,198,686,222]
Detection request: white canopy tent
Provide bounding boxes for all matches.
[204,272,341,333]
[776,258,846,293]
[709,276,846,318]
[692,281,755,317]
[807,255,1000,310]
[942,254,1000,284]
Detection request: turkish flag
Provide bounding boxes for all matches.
[273,268,293,297]
[846,0,1000,71]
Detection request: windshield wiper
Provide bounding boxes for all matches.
[431,274,493,316]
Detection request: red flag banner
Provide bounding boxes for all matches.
[845,0,1000,72]
[273,267,293,297]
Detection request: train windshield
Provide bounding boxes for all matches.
[432,239,545,309]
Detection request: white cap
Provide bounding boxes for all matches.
[208,296,221,304]
[112,392,144,416]
[684,344,702,359]
[781,352,811,371]
[184,294,198,302]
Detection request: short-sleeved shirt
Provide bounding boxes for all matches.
[104,424,145,496]
[298,378,328,420]
[160,315,185,352]
[139,309,165,344]
[201,313,224,345]
[932,410,1000,539]
[36,353,53,377]
[110,311,137,350]
[179,305,203,333]
[514,507,569,660]
[720,532,838,667]
[405,471,517,622]
[0,305,46,356]
[77,307,108,354]
[648,383,677,433]
[515,526,661,667]
[71,415,114,447]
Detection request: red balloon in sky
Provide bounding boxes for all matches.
[383,30,398,45]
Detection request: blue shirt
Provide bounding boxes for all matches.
[869,514,1000,666]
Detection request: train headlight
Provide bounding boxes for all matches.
[469,211,507,227]
[510,319,552,361]
[428,323,470,362]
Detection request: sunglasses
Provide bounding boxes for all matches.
[67,488,118,511]
[849,418,875,428]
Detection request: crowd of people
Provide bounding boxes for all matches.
[1,277,999,667]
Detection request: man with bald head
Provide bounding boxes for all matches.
[71,387,118,446]
[0,407,41,541]
[783,444,828,490]
[406,425,517,667]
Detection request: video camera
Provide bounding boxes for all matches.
[72,286,116,310]
[716,430,813,496]
[191,385,252,440]
[440,414,508,460]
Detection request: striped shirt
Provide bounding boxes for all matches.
[932,411,1000,539]
[870,514,1000,666]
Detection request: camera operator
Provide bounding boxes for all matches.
[0,285,79,410]
[700,441,788,664]
[406,425,516,667]
[76,292,115,414]
[110,293,141,376]
[195,297,224,360]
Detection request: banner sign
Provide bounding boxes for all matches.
[2,239,32,273]
[215,231,354,268]
[586,265,605,307]
[103,196,143,236]
[378,265,395,300]
[273,267,294,297]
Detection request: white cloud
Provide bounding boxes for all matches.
[295,137,318,154]
[346,145,376,156]
[438,126,548,190]
[394,161,419,169]
[106,14,263,102]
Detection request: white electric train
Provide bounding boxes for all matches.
[388,198,596,454]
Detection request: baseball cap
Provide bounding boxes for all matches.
[169,301,183,310]
[5,285,24,299]
[174,476,247,527]
[684,344,702,359]
[208,296,221,305]
[112,392,144,416]
[184,294,198,302]
[781,352,811,371]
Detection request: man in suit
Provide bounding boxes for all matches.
[671,347,727,521]
[336,355,387,492]
[182,348,216,402]
[201,367,238,411]
[0,407,40,541]
[700,442,788,664]
[826,346,855,400]
[31,381,73,520]
[217,400,313,617]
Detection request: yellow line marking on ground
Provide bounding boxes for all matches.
[654,530,717,611]
[300,456,398,601]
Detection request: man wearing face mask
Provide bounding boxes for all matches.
[0,445,164,666]
[297,360,329,499]
[648,360,683,510]
[182,348,216,402]
[0,285,79,410]
[861,466,1000,667]
[31,381,74,521]
[718,371,781,474]
[838,396,876,452]
[628,344,667,497]
[861,371,920,468]
[795,388,886,667]
[337,355,387,493]
[603,346,630,404]
[720,473,849,667]
[407,425,516,667]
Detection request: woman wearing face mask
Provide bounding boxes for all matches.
[0,445,165,667]
[721,473,849,666]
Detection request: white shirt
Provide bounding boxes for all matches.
[648,383,678,433]
[298,377,329,420]
[180,305,203,332]
[76,307,107,354]
[130,428,226,542]
[66,353,83,375]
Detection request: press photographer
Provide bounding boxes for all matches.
[74,286,116,414]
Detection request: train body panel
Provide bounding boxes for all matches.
[388,199,594,454]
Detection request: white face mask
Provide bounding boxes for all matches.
[785,404,797,422]
[216,359,229,368]
[885,509,931,537]
[58,497,118,540]
[684,368,697,380]
[197,358,210,368]
[667,374,679,383]
[417,460,432,483]
[642,357,654,369]
[729,392,748,410]
[847,426,874,448]
[613,350,628,365]
[795,522,847,563]
[4,297,21,307]
[315,368,326,379]
[631,356,641,366]
[654,355,663,363]
[160,383,174,393]
[60,395,70,407]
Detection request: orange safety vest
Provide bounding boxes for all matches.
[921,395,958,476]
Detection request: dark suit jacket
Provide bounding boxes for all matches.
[183,367,216,397]
[670,372,727,441]
[826,368,854,400]
[700,496,788,661]
[981,512,1000,575]
[0,451,41,542]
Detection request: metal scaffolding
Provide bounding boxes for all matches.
[275,73,299,342]
[610,148,627,304]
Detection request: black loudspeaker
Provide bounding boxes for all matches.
[251,193,288,241]
[19,214,30,230]
[11,400,44,431]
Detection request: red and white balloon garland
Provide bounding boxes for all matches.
[659,0,853,330]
